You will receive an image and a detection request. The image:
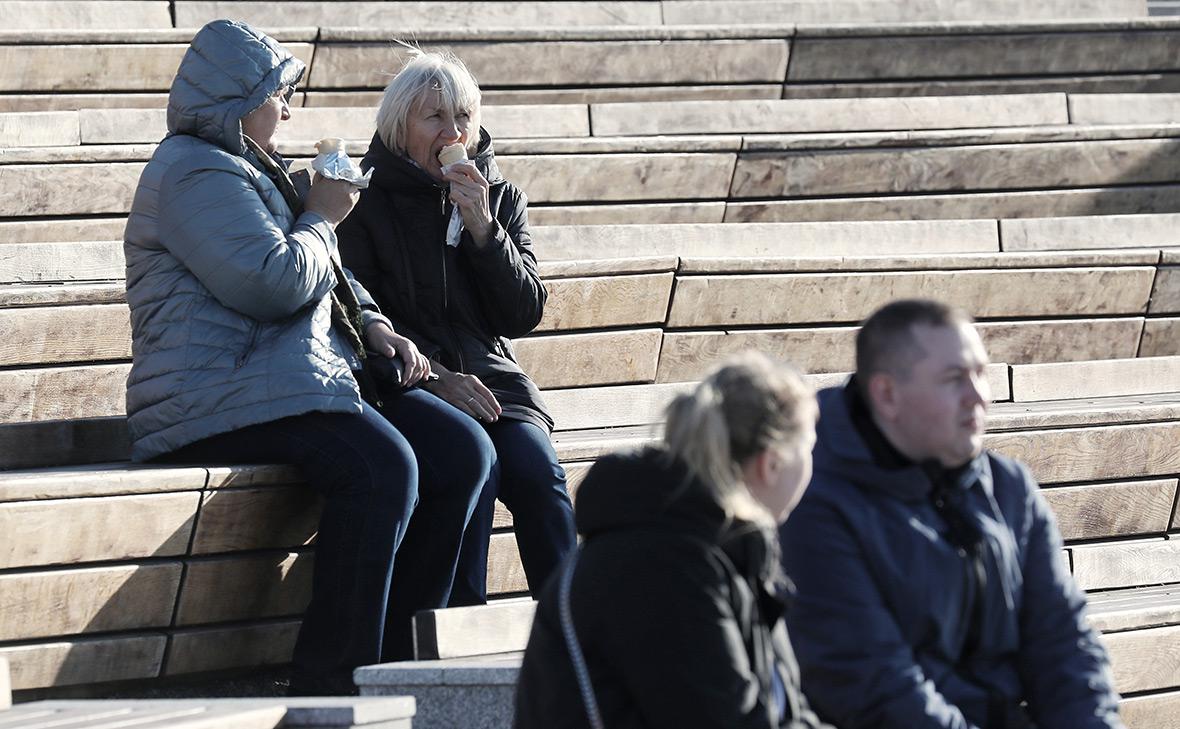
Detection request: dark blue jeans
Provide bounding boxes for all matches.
[449,419,577,605]
[158,390,491,693]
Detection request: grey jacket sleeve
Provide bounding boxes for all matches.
[157,147,339,322]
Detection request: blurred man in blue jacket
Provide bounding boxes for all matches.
[780,299,1123,729]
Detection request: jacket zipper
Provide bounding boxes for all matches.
[234,323,260,369]
[439,189,467,373]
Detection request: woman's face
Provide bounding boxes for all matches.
[404,91,475,181]
[242,85,292,153]
[747,421,817,524]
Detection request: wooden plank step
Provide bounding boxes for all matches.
[1087,584,1180,633]
[0,217,126,245]
[665,267,1155,327]
[0,633,166,690]
[309,84,784,109]
[0,463,207,502]
[414,600,537,661]
[515,329,661,389]
[590,94,1068,136]
[0,2,172,31]
[530,201,725,226]
[190,486,320,556]
[656,317,1145,383]
[308,38,790,90]
[1000,212,1180,251]
[786,23,1180,83]
[724,185,1180,223]
[174,1,661,29]
[665,0,1147,24]
[730,138,1180,199]
[0,111,78,147]
[1104,623,1180,694]
[1070,92,1180,126]
[175,552,313,627]
[986,419,1180,484]
[1121,690,1180,729]
[75,104,591,146]
[675,249,1160,274]
[1043,479,1177,542]
[538,272,674,331]
[1143,317,1180,357]
[1011,356,1180,401]
[0,42,314,94]
[0,563,181,641]
[0,492,199,569]
[0,656,9,710]
[164,621,300,677]
[531,219,999,260]
[1073,539,1180,591]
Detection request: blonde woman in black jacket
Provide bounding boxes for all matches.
[514,352,833,729]
[337,49,575,605]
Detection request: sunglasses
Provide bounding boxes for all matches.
[276,85,296,104]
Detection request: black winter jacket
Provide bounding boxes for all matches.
[514,448,831,729]
[337,129,552,431]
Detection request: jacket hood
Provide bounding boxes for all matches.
[362,127,504,192]
[814,384,988,502]
[166,19,305,156]
[576,447,781,578]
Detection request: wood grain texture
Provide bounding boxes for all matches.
[175,552,313,626]
[724,185,1180,223]
[515,329,661,388]
[1041,480,1176,541]
[310,40,789,89]
[0,239,126,281]
[0,2,171,30]
[1120,690,1180,729]
[531,219,998,261]
[538,273,673,332]
[1150,266,1180,314]
[0,110,79,147]
[190,487,321,555]
[0,217,126,244]
[0,656,7,709]
[174,1,660,28]
[1087,584,1180,633]
[0,163,144,216]
[486,533,528,596]
[414,600,537,660]
[0,43,313,93]
[1104,624,1180,694]
[546,382,692,432]
[1140,317,1180,357]
[0,304,130,365]
[0,492,199,569]
[1070,92,1180,125]
[976,317,1144,364]
[0,634,165,689]
[731,139,1180,199]
[0,417,130,470]
[666,268,1154,327]
[529,202,726,226]
[164,621,300,676]
[787,30,1180,82]
[591,94,1067,136]
[1001,212,1180,251]
[0,563,181,640]
[498,153,736,203]
[985,422,1180,484]
[0,363,129,423]
[0,463,207,503]
[1072,539,1180,590]
[1011,356,1180,401]
[0,283,124,308]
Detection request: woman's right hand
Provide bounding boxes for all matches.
[304,174,359,226]
[427,366,502,423]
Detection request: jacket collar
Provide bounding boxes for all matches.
[815,383,990,502]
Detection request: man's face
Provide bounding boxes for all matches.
[877,322,991,468]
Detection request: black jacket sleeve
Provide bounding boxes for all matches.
[462,184,547,339]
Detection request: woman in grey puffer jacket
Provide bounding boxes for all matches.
[124,19,491,694]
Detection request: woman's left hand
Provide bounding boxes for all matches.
[366,321,431,386]
[443,161,494,245]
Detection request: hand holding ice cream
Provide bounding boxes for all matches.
[311,137,373,189]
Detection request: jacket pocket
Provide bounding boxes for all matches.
[234,322,260,369]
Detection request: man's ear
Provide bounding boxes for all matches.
[867,372,900,422]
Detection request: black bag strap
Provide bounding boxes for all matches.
[558,549,605,729]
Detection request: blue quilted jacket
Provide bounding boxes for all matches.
[779,385,1123,729]
[123,20,381,460]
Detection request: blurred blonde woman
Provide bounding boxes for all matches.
[514,352,834,729]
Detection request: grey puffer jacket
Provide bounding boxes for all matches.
[124,19,381,461]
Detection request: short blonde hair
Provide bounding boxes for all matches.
[376,47,482,155]
[663,351,817,523]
